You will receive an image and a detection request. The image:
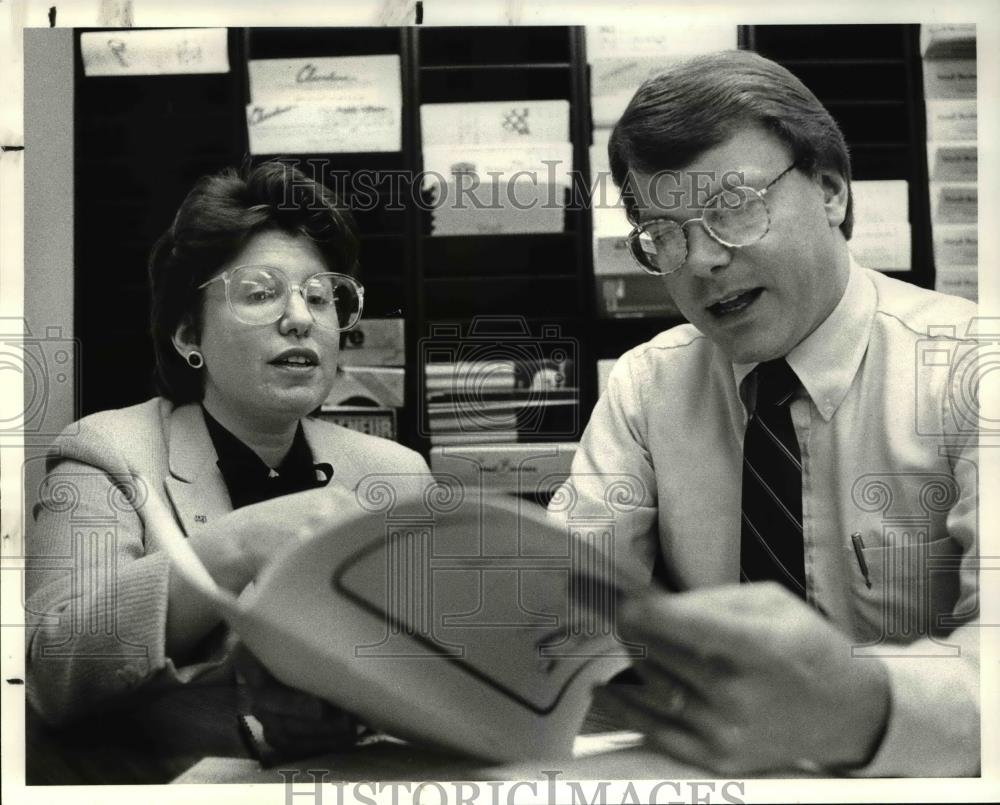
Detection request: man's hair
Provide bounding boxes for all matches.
[148,161,360,404]
[608,49,853,238]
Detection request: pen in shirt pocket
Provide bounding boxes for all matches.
[851,532,873,589]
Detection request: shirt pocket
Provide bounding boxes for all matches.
[847,535,961,645]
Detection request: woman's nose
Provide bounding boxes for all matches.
[279,287,313,334]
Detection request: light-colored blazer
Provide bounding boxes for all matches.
[25,398,432,725]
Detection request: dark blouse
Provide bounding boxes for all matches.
[201,406,332,509]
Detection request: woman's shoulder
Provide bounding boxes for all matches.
[50,397,175,470]
[303,416,429,474]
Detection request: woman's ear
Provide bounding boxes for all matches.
[818,169,849,230]
[171,318,200,361]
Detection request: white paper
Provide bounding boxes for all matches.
[930,182,977,224]
[933,224,978,266]
[922,58,977,100]
[920,24,976,58]
[593,235,637,276]
[421,143,573,190]
[339,318,405,367]
[934,265,978,301]
[249,55,401,104]
[849,222,912,271]
[246,101,401,154]
[421,100,570,146]
[851,180,909,225]
[586,24,737,61]
[926,99,977,141]
[593,204,631,239]
[430,186,566,235]
[80,28,229,76]
[591,91,635,128]
[928,142,978,182]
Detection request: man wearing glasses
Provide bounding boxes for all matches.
[553,50,979,775]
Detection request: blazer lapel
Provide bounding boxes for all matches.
[163,403,233,537]
[302,417,366,492]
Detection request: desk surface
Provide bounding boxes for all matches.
[27,685,695,785]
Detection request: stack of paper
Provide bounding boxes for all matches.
[422,358,577,446]
[921,25,977,300]
[246,54,402,154]
[420,100,572,235]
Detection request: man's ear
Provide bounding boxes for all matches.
[171,318,200,360]
[818,169,849,229]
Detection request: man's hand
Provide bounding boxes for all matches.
[607,582,891,775]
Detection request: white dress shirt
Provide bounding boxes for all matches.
[552,259,980,776]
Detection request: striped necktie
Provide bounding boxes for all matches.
[739,359,807,598]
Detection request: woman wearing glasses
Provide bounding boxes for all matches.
[26,162,431,762]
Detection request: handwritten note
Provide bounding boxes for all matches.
[248,55,401,104]
[80,29,229,76]
[246,102,401,154]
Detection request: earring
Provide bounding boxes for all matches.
[186,351,204,369]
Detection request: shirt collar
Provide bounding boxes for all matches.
[201,406,326,508]
[731,255,876,422]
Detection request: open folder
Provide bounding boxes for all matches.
[142,479,634,762]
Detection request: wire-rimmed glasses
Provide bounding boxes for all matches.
[625,163,798,276]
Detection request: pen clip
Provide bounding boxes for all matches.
[850,532,872,589]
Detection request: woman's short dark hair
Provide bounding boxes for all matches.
[608,49,853,238]
[149,161,360,404]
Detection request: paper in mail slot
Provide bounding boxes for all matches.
[931,183,977,224]
[249,55,401,104]
[928,142,977,182]
[851,180,909,224]
[933,225,978,266]
[420,101,570,147]
[421,144,573,190]
[81,28,229,76]
[246,102,401,154]
[849,222,911,271]
[934,266,978,301]
[922,59,976,99]
[586,24,736,61]
[926,99,977,141]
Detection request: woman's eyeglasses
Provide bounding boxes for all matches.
[198,266,364,331]
[625,163,797,276]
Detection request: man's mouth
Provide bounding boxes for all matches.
[706,288,764,317]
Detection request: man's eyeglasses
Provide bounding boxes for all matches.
[198,265,365,331]
[625,163,798,276]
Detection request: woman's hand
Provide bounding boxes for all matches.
[236,647,363,764]
[163,484,364,661]
[191,485,364,593]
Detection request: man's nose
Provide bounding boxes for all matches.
[684,222,733,278]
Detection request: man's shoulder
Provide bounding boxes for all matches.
[866,268,977,342]
[614,322,714,376]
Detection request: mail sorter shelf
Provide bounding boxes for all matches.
[418,26,573,66]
